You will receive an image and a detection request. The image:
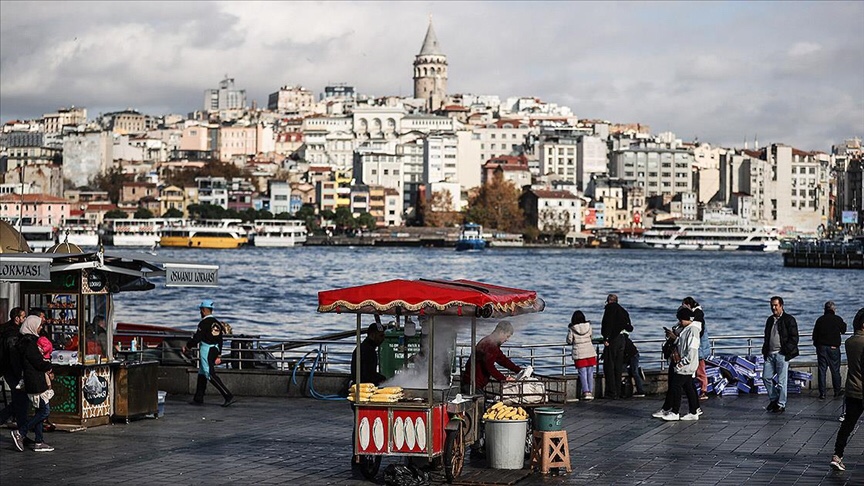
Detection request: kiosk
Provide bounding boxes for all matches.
[0,231,218,428]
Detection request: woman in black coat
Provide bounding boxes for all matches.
[10,316,53,452]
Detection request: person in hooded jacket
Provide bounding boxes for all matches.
[663,306,702,421]
[10,316,54,452]
[567,310,597,400]
[684,297,711,400]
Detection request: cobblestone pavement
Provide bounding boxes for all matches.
[0,392,859,485]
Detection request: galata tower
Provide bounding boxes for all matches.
[413,18,448,112]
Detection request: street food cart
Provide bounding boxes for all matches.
[317,278,545,482]
[0,241,218,428]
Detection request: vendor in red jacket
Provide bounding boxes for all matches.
[460,320,521,394]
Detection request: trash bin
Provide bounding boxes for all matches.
[533,407,563,431]
[157,391,167,418]
[485,419,528,469]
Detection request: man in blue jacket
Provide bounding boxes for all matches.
[762,296,799,414]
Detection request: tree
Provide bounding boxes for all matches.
[464,171,524,233]
[90,166,128,204]
[162,208,183,218]
[424,190,462,227]
[104,209,128,220]
[295,204,318,230]
[333,207,356,233]
[134,207,155,219]
[356,212,378,231]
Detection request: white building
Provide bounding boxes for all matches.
[609,147,695,197]
[204,77,246,111]
[268,85,315,114]
[61,131,112,188]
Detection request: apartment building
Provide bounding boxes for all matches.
[609,146,694,198]
[42,107,87,134]
[268,85,315,114]
[0,193,70,225]
[520,188,581,237]
[204,77,246,111]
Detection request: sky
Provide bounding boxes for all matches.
[1,1,862,152]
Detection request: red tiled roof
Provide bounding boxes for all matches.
[0,194,69,203]
[530,189,578,199]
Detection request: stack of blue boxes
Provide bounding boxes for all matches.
[698,355,811,396]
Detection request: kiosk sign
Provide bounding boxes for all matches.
[165,263,219,287]
[0,257,51,282]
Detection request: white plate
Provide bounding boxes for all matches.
[405,417,416,450]
[358,417,370,450]
[373,417,384,451]
[415,417,426,450]
[394,417,405,449]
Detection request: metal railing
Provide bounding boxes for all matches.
[114,330,828,377]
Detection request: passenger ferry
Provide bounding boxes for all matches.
[620,221,781,252]
[58,218,100,247]
[159,219,249,249]
[455,223,486,251]
[104,218,166,247]
[3,218,55,251]
[250,219,308,247]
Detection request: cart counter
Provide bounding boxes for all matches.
[51,364,113,428]
[355,404,447,457]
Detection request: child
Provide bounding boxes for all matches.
[567,310,597,400]
[16,336,53,392]
[623,332,646,397]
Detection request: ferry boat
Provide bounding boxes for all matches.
[3,218,55,251]
[159,219,249,249]
[455,223,486,251]
[58,218,100,247]
[250,219,308,247]
[620,221,781,252]
[104,218,166,247]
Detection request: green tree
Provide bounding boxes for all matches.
[464,171,524,232]
[90,167,128,204]
[188,203,227,219]
[333,207,356,233]
[104,209,128,220]
[295,204,318,230]
[356,212,378,231]
[162,207,184,218]
[134,207,155,219]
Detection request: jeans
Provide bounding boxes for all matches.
[627,354,644,394]
[20,397,50,443]
[815,345,842,397]
[603,336,626,399]
[762,353,790,407]
[577,365,595,394]
[834,396,864,457]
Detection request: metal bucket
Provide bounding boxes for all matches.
[485,419,528,469]
[533,407,563,431]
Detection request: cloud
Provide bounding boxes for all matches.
[1,1,862,152]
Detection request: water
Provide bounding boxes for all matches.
[112,247,862,344]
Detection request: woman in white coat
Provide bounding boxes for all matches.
[567,310,598,400]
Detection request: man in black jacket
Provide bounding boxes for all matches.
[761,296,799,413]
[601,294,633,399]
[813,301,847,399]
[0,307,27,429]
[350,321,386,386]
[182,300,236,407]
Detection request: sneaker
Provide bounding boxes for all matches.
[662,412,680,421]
[633,393,646,398]
[774,406,786,414]
[582,392,594,401]
[32,442,54,452]
[839,413,845,422]
[699,394,709,401]
[10,430,24,452]
[652,409,669,419]
[680,413,699,421]
[766,400,779,412]
[221,397,238,408]
[819,394,826,399]
[830,455,845,471]
[696,408,704,416]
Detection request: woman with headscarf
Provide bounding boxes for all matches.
[10,316,54,453]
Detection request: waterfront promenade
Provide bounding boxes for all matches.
[1,392,858,485]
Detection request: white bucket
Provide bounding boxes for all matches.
[484,419,528,469]
[157,391,167,417]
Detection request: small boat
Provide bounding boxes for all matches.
[59,218,100,247]
[104,218,168,247]
[488,232,524,248]
[455,223,486,251]
[159,219,249,249]
[250,219,308,247]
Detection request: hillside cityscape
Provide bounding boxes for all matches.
[2,20,862,244]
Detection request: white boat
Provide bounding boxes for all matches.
[455,223,486,251]
[488,232,524,248]
[160,219,249,249]
[104,218,170,247]
[620,221,781,252]
[59,218,100,247]
[3,218,55,251]
[250,219,308,247]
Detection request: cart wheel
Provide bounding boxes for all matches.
[358,455,381,480]
[444,426,465,482]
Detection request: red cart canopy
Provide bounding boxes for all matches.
[317,279,544,318]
